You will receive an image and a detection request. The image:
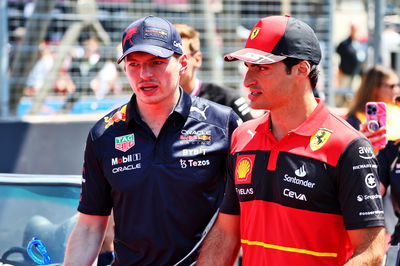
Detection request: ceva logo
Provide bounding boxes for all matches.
[283,188,307,201]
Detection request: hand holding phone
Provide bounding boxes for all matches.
[365,102,387,147]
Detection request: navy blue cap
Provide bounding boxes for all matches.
[117,16,183,64]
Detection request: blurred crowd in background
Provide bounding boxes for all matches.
[2,0,400,116]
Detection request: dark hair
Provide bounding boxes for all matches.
[282,57,319,89]
[347,65,397,117]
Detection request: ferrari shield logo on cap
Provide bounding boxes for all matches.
[310,128,332,151]
[115,133,135,152]
[250,27,260,40]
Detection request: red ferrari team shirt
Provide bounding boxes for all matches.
[221,100,385,265]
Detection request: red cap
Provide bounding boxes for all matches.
[224,15,321,65]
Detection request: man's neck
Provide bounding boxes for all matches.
[137,90,180,137]
[270,94,318,141]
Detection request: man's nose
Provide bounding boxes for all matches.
[140,64,153,79]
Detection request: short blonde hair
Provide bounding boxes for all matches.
[174,24,200,53]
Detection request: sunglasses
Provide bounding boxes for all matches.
[382,83,400,89]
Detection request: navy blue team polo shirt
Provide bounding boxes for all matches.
[78,89,241,265]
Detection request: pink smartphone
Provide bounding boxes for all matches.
[365,102,387,146]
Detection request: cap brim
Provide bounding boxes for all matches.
[224,48,287,64]
[117,44,174,64]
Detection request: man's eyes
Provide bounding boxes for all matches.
[128,60,165,67]
[244,62,269,71]
[257,65,269,71]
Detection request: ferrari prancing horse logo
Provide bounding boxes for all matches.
[310,128,332,151]
[250,28,260,40]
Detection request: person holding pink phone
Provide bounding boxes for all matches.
[346,65,400,145]
[347,65,400,250]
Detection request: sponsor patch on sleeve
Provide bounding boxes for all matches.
[235,154,256,184]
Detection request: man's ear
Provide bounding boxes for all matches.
[179,54,188,74]
[193,51,202,69]
[296,61,311,79]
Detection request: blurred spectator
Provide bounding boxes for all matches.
[23,42,55,96]
[346,65,400,141]
[378,134,400,246]
[61,37,117,112]
[8,26,25,70]
[90,59,122,100]
[381,23,400,69]
[174,23,254,121]
[346,65,400,246]
[23,41,75,97]
[336,22,367,93]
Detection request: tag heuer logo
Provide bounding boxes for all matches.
[115,134,135,152]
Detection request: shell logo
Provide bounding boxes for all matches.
[235,155,255,184]
[237,159,251,179]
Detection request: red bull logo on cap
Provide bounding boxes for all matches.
[123,26,139,47]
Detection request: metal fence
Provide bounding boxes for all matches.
[1,0,392,118]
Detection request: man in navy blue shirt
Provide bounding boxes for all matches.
[64,16,240,265]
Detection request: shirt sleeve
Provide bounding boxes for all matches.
[335,137,385,230]
[228,109,242,136]
[77,132,113,216]
[220,153,240,215]
[377,141,399,189]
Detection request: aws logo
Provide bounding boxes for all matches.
[235,154,256,184]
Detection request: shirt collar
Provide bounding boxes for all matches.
[255,99,330,136]
[126,87,191,129]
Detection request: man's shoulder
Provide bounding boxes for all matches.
[190,96,239,124]
[90,104,129,141]
[327,111,364,137]
[321,111,367,154]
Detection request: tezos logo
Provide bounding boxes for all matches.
[180,159,210,168]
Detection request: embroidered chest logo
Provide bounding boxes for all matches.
[309,128,333,151]
[190,105,209,119]
[115,133,135,152]
[235,154,256,184]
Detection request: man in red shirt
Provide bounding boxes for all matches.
[197,15,385,265]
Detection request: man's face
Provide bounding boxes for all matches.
[376,74,400,104]
[124,52,186,105]
[243,61,295,110]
